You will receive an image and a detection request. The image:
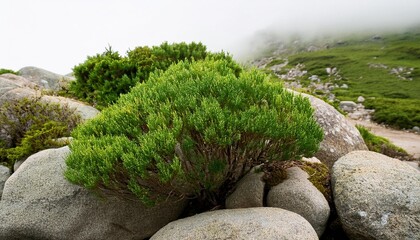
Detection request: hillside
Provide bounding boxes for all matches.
[251,27,420,130]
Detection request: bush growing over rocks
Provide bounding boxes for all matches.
[0,96,81,168]
[65,59,323,209]
[70,42,239,108]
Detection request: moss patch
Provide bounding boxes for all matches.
[262,160,331,204]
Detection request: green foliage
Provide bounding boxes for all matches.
[356,125,411,160]
[364,98,420,129]
[264,28,420,129]
[65,59,323,208]
[0,96,81,168]
[300,162,331,204]
[70,47,138,108]
[70,42,239,108]
[0,68,17,75]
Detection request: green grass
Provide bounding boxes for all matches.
[263,28,420,129]
[356,125,412,160]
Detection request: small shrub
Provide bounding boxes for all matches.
[65,59,323,209]
[0,68,17,75]
[0,96,81,168]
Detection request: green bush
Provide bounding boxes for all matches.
[65,59,323,208]
[70,47,139,108]
[70,42,239,108]
[0,96,81,168]
[0,68,17,75]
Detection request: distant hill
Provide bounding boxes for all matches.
[250,27,420,129]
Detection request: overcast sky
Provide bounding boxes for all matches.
[1,0,420,74]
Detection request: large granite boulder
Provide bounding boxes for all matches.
[18,66,74,91]
[225,167,265,209]
[0,165,11,199]
[42,95,99,121]
[151,208,318,240]
[0,147,186,240]
[293,91,368,169]
[0,74,37,106]
[0,74,98,121]
[332,151,420,239]
[267,167,330,237]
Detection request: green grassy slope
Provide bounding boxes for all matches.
[261,28,420,129]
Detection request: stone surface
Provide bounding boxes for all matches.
[332,151,420,240]
[225,168,265,209]
[302,156,322,164]
[42,95,99,121]
[0,165,11,199]
[18,66,73,91]
[339,101,357,113]
[293,91,368,169]
[404,161,420,171]
[0,147,186,240]
[151,208,318,240]
[13,160,25,172]
[0,75,37,106]
[0,75,98,122]
[267,167,330,237]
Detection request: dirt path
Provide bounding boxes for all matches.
[348,118,420,159]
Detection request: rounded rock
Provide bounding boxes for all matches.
[151,208,318,240]
[267,167,330,237]
[332,151,420,240]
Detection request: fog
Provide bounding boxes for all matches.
[1,0,420,74]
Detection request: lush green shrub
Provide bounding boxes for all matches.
[0,68,17,75]
[70,42,239,108]
[70,47,139,108]
[65,59,323,208]
[0,96,81,168]
[356,125,411,160]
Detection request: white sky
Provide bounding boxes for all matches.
[1,0,420,74]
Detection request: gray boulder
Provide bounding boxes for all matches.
[42,95,99,121]
[0,75,37,106]
[225,167,265,209]
[18,66,74,91]
[13,160,25,172]
[0,165,11,199]
[267,167,330,237]
[332,151,420,240]
[357,96,365,103]
[151,208,318,240]
[0,147,186,240]
[339,101,357,113]
[292,91,368,169]
[404,161,420,171]
[0,75,98,121]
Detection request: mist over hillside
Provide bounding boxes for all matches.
[245,26,420,130]
[2,0,420,74]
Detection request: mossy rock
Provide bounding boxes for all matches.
[299,161,331,204]
[262,160,331,204]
